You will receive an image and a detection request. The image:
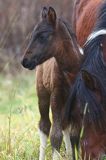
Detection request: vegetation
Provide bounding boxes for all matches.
[0,71,38,159]
[0,71,68,160]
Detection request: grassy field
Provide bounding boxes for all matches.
[1,71,106,160]
[0,71,67,160]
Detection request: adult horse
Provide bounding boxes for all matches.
[21,7,82,160]
[73,0,103,46]
[65,1,106,159]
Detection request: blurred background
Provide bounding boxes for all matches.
[0,0,74,159]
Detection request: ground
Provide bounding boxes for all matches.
[0,71,67,160]
[1,70,106,160]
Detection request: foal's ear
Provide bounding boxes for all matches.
[42,7,48,19]
[82,70,98,90]
[48,7,56,25]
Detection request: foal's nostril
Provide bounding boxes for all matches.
[21,58,29,68]
[27,51,32,55]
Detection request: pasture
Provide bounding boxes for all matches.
[1,72,106,160]
[0,71,68,160]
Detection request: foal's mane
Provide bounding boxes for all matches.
[59,18,76,39]
[59,19,78,48]
[65,1,106,130]
[59,18,83,61]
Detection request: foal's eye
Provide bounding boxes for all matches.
[38,32,51,43]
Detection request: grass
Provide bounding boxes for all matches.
[0,71,38,114]
[0,71,39,159]
[0,71,67,160]
[1,71,106,160]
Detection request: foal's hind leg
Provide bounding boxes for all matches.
[38,90,51,160]
[50,89,63,160]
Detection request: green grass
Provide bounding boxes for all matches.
[1,71,106,160]
[0,71,40,159]
[0,71,38,114]
[0,71,68,160]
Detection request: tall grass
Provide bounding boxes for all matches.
[0,71,39,159]
[0,71,68,160]
[1,71,106,160]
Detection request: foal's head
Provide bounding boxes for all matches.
[21,6,80,70]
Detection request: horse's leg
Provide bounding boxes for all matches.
[50,89,63,160]
[38,89,51,160]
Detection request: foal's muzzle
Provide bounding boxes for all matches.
[21,58,36,70]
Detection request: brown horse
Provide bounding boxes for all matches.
[73,0,103,46]
[65,1,106,159]
[66,43,106,159]
[21,7,82,160]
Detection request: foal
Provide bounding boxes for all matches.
[65,2,106,159]
[21,7,82,160]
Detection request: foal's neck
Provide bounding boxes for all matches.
[54,40,82,75]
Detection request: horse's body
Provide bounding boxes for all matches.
[74,0,103,46]
[66,39,106,159]
[22,7,82,160]
[66,1,106,159]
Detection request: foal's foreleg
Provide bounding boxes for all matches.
[50,92,63,160]
[38,91,51,160]
[50,115,63,160]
